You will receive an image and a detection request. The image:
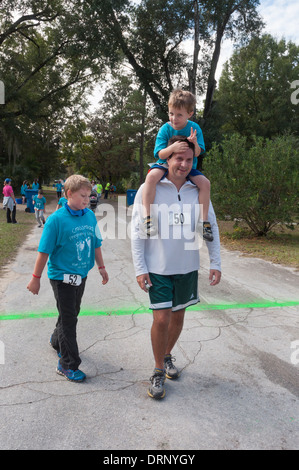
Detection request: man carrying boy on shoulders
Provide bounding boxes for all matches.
[131,137,221,399]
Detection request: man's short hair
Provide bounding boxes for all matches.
[64,175,91,194]
[167,135,195,158]
[168,89,196,113]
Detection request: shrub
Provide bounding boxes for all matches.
[205,133,299,236]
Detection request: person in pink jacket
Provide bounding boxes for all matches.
[2,178,17,224]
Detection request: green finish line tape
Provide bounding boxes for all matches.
[0,300,298,321]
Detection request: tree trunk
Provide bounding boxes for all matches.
[139,89,147,185]
[188,0,201,112]
[203,28,223,120]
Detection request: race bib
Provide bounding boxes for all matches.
[168,212,191,226]
[63,274,82,286]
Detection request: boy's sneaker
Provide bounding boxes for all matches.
[203,221,214,242]
[164,354,180,380]
[147,369,166,399]
[143,216,157,237]
[56,360,86,382]
[49,335,61,358]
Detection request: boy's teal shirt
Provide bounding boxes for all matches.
[154,121,205,170]
[38,205,102,280]
[33,195,46,210]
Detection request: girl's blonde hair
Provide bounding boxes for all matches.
[63,175,91,195]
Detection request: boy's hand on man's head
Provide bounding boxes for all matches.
[171,140,189,154]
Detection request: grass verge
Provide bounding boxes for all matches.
[218,220,299,270]
[0,188,57,274]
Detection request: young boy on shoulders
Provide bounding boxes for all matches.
[27,175,109,382]
[142,89,213,241]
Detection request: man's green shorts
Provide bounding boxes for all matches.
[148,271,199,311]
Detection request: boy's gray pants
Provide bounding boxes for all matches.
[35,209,45,226]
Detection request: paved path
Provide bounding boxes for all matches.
[0,197,298,450]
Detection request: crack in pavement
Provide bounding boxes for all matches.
[0,307,297,409]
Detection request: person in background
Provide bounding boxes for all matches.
[56,190,68,210]
[104,181,111,199]
[96,182,103,201]
[32,179,40,190]
[21,180,28,204]
[33,189,46,227]
[3,178,17,224]
[109,183,117,200]
[55,180,63,200]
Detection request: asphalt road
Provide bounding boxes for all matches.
[0,197,298,450]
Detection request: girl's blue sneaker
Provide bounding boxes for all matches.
[56,360,86,382]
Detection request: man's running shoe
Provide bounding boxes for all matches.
[56,360,86,382]
[143,216,158,237]
[203,221,214,242]
[164,354,180,380]
[147,369,166,399]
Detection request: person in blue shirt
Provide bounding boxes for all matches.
[32,179,39,190]
[55,180,63,199]
[21,180,28,204]
[33,189,46,227]
[109,183,117,200]
[56,190,68,210]
[142,89,213,242]
[27,175,109,382]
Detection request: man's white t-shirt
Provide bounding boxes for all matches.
[131,178,221,277]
